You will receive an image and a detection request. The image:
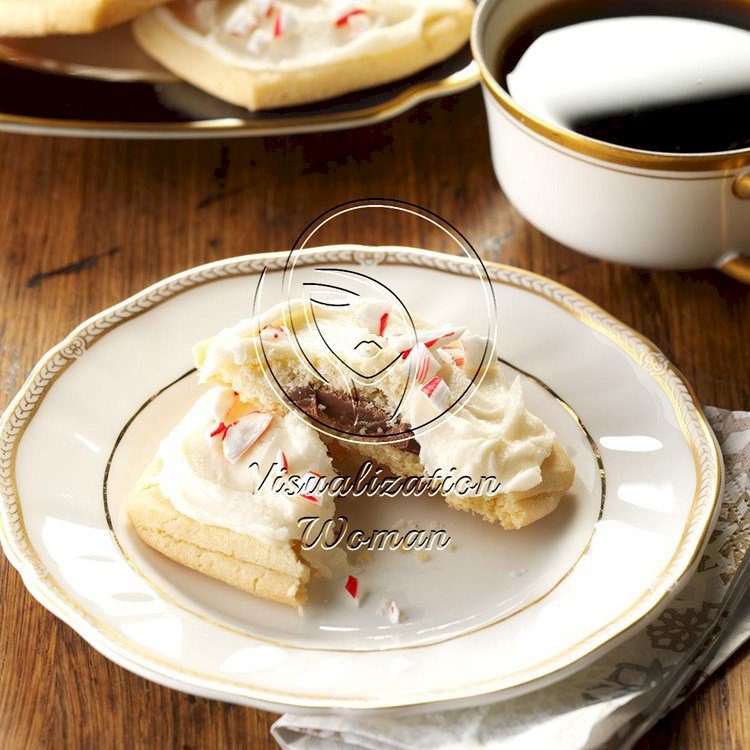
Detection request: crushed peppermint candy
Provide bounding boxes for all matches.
[344,575,361,605]
[211,388,236,421]
[209,420,235,441]
[388,601,401,624]
[222,412,273,463]
[460,333,490,373]
[347,10,371,31]
[391,326,466,356]
[354,300,390,336]
[273,8,297,37]
[277,449,289,473]
[445,348,466,367]
[247,27,271,54]
[442,339,466,367]
[403,343,441,384]
[335,8,368,27]
[421,376,452,412]
[422,327,465,350]
[260,324,286,340]
[379,313,389,336]
[299,471,323,503]
[224,4,258,36]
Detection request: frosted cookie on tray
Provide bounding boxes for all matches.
[132,0,475,110]
[0,0,169,37]
[127,386,348,609]
[194,296,576,530]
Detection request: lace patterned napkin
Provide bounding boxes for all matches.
[273,408,750,750]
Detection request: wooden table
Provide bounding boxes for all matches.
[0,87,748,749]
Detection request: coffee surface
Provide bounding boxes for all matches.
[499,1,750,153]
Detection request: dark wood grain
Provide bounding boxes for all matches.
[0,87,747,750]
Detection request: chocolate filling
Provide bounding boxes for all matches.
[289,384,420,454]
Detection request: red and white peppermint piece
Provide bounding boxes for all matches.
[354,300,390,336]
[347,9,371,31]
[277,449,289,473]
[388,601,400,624]
[298,471,323,503]
[211,388,237,421]
[344,575,361,605]
[222,412,273,464]
[247,27,271,54]
[461,333,490,373]
[224,4,257,36]
[403,343,440,384]
[272,8,296,37]
[260,324,286,341]
[421,376,452,412]
[378,312,389,337]
[335,8,368,27]
[421,327,466,350]
[391,326,466,356]
[445,348,466,367]
[209,420,235,441]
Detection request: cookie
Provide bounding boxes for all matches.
[194,292,576,530]
[0,0,169,37]
[127,458,311,607]
[127,387,349,608]
[133,0,475,110]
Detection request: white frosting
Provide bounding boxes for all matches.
[406,368,554,493]
[154,0,469,72]
[198,298,556,496]
[157,386,347,574]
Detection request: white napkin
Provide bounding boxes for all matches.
[273,407,750,750]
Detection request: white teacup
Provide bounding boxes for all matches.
[471,0,750,282]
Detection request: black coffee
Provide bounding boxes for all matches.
[497,0,750,153]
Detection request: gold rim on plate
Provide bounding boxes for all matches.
[0,248,722,709]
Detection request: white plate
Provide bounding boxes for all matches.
[0,247,722,713]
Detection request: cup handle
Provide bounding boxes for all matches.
[718,254,750,284]
[719,174,750,282]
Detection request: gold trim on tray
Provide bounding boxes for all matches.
[0,61,479,137]
[0,248,722,710]
[470,0,750,173]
